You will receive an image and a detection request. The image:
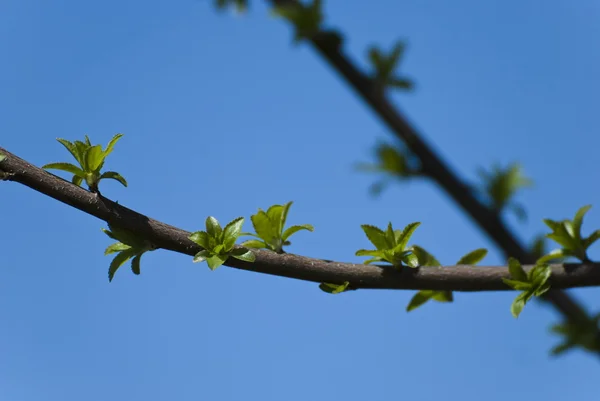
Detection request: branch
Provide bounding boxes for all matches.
[266,0,596,328]
[2,147,599,292]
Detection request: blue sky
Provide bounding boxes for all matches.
[1,0,599,400]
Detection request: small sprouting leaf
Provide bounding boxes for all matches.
[131,254,142,275]
[406,291,433,311]
[56,138,83,165]
[205,216,223,240]
[72,175,83,186]
[251,210,277,242]
[193,249,210,263]
[360,225,389,250]
[0,153,6,162]
[355,249,383,258]
[103,133,124,159]
[431,291,453,302]
[240,239,268,249]
[507,258,528,282]
[502,279,532,291]
[411,246,441,267]
[573,205,592,237]
[108,249,136,282]
[189,231,210,249]
[230,247,255,262]
[510,293,527,318]
[105,242,130,255]
[206,254,227,270]
[395,222,421,251]
[100,171,128,187]
[319,281,350,294]
[41,162,85,177]
[282,224,314,241]
[528,264,551,288]
[457,248,488,265]
[223,217,244,251]
[401,252,419,268]
[583,230,600,250]
[105,224,146,249]
[85,145,104,172]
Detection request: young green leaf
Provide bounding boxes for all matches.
[108,248,137,282]
[41,162,85,177]
[411,246,441,267]
[395,222,421,251]
[0,153,6,163]
[205,216,223,241]
[99,171,127,187]
[319,281,350,294]
[360,225,389,250]
[407,290,453,312]
[282,224,314,241]
[456,248,488,265]
[507,257,527,282]
[223,217,245,251]
[230,248,256,262]
[131,254,142,275]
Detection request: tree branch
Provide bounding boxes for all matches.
[266,0,596,329]
[2,147,599,292]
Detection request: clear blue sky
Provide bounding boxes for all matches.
[1,0,599,400]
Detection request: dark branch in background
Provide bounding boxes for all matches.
[266,0,596,329]
[2,147,600,291]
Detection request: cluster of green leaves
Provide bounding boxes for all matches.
[356,142,421,196]
[406,247,488,312]
[189,217,255,270]
[356,222,420,268]
[539,205,599,263]
[368,41,414,92]
[271,0,342,50]
[102,224,156,282]
[272,0,323,42]
[550,313,600,356]
[241,201,313,254]
[502,258,551,318]
[477,163,532,221]
[214,0,247,13]
[42,134,127,193]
